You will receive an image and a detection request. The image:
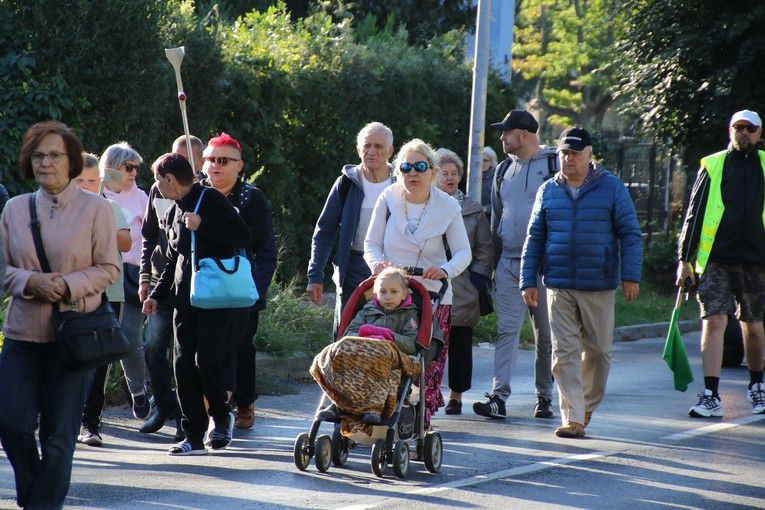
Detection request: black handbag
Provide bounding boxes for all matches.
[29,193,131,369]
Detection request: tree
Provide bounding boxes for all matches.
[0,0,226,192]
[317,0,476,46]
[615,1,765,167]
[513,0,623,132]
[217,5,514,282]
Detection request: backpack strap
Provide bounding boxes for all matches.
[545,152,558,180]
[494,159,510,194]
[339,174,352,208]
[495,152,558,193]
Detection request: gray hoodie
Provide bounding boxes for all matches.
[491,146,557,263]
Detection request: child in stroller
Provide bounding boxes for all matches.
[311,267,422,427]
[297,267,445,477]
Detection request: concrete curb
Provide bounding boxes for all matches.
[613,319,699,342]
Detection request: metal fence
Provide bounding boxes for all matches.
[601,134,681,245]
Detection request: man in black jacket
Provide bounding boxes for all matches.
[677,109,765,418]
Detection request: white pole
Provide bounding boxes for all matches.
[466,0,492,201]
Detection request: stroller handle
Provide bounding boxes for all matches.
[398,266,449,302]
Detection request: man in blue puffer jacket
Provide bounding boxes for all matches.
[520,126,642,439]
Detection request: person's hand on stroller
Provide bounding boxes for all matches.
[358,324,394,341]
[422,266,448,280]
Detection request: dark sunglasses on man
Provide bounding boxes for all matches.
[732,125,759,133]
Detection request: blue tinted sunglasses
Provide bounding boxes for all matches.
[400,161,430,173]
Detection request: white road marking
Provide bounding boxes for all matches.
[663,413,765,441]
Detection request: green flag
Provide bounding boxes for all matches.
[662,307,694,392]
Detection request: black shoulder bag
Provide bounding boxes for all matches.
[29,193,130,369]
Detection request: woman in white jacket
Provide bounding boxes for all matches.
[364,138,471,428]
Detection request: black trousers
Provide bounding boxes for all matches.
[232,310,260,408]
[448,325,473,393]
[173,306,249,440]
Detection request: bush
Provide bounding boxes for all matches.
[255,279,334,358]
[642,238,679,295]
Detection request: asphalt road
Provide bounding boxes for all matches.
[2,331,764,509]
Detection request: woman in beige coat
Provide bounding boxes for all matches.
[435,148,493,415]
[0,121,120,509]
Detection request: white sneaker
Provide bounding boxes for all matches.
[747,382,765,414]
[689,389,722,418]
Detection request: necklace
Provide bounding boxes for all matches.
[404,196,429,234]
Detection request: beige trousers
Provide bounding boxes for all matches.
[547,288,615,426]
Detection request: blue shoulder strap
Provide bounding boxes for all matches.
[191,188,207,269]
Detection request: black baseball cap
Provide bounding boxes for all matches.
[557,126,592,152]
[490,109,539,133]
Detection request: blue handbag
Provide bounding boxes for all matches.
[189,188,259,309]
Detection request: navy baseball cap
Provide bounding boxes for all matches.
[557,126,592,152]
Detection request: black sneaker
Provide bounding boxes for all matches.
[473,393,506,419]
[79,422,103,446]
[533,397,554,418]
[132,393,151,420]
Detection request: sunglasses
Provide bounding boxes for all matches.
[122,162,140,173]
[203,156,240,166]
[732,125,759,133]
[400,161,430,173]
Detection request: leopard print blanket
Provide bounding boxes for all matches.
[310,336,420,436]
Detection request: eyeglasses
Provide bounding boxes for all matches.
[122,162,140,173]
[203,156,240,166]
[732,125,759,133]
[31,152,67,164]
[399,161,430,174]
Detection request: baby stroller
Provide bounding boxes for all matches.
[294,268,447,478]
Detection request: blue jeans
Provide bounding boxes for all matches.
[144,299,177,413]
[0,339,93,509]
[120,302,147,396]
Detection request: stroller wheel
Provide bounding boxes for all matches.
[293,433,311,471]
[314,434,332,473]
[370,439,387,477]
[392,440,410,478]
[423,431,443,473]
[331,424,349,466]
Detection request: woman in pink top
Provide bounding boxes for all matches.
[101,142,151,420]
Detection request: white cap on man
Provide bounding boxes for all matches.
[729,109,762,127]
